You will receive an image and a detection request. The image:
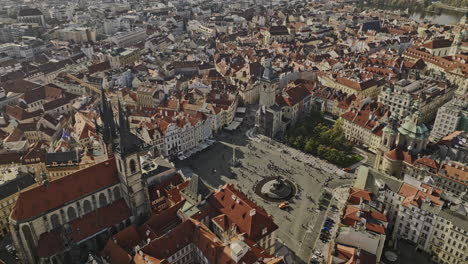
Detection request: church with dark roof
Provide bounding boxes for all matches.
[9,91,282,264]
[9,91,151,264]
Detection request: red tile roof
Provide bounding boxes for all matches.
[347,187,372,205]
[209,184,278,241]
[276,85,312,106]
[101,239,132,264]
[0,151,22,166]
[366,223,385,234]
[342,206,360,227]
[340,101,388,136]
[11,159,119,221]
[336,74,377,91]
[148,173,184,203]
[421,39,452,49]
[143,201,183,238]
[442,162,468,183]
[399,183,443,208]
[413,157,439,172]
[368,211,387,222]
[384,148,412,164]
[88,61,111,75]
[212,214,230,231]
[112,225,141,253]
[68,199,131,243]
[334,244,357,264]
[37,230,65,258]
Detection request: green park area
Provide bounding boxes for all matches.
[284,111,363,168]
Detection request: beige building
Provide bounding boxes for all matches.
[318,72,384,99]
[54,27,96,43]
[430,99,468,142]
[403,48,467,97]
[340,101,388,153]
[136,85,158,108]
[0,166,36,238]
[430,207,468,264]
[107,48,140,69]
[109,28,147,48]
[378,78,454,124]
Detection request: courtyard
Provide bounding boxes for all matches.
[177,113,355,263]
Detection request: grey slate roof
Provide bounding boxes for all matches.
[439,206,468,232]
[0,172,36,201]
[18,8,43,17]
[355,166,403,195]
[181,174,211,204]
[45,151,79,166]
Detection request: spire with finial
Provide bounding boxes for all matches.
[410,100,422,125]
[98,88,117,145]
[116,99,139,156]
[262,59,276,81]
[93,118,99,134]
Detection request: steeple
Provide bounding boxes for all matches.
[262,59,277,81]
[388,112,399,131]
[181,174,211,205]
[99,88,117,146]
[115,99,143,157]
[410,100,422,125]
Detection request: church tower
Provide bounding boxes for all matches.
[114,100,150,223]
[374,112,399,169]
[97,93,150,224]
[382,113,399,150]
[396,102,429,155]
[258,59,278,108]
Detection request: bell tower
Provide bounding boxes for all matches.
[113,100,150,223]
[258,59,278,108]
[374,113,399,169]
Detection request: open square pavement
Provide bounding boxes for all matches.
[177,114,355,264]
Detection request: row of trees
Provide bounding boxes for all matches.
[365,0,427,12]
[284,112,362,167]
[440,0,468,8]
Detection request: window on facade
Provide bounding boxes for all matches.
[83,200,92,214]
[67,207,77,221]
[129,159,137,173]
[99,193,108,207]
[50,214,61,229]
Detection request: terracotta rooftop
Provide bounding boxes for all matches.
[384,148,413,164]
[421,39,452,49]
[347,187,372,205]
[209,184,278,241]
[442,162,468,183]
[399,183,443,208]
[11,159,119,221]
[341,101,388,136]
[68,199,131,243]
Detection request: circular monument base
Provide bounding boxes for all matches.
[254,176,296,202]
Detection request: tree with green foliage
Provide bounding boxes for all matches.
[284,113,362,167]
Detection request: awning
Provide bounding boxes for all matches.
[225,121,242,131]
[236,107,247,114]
